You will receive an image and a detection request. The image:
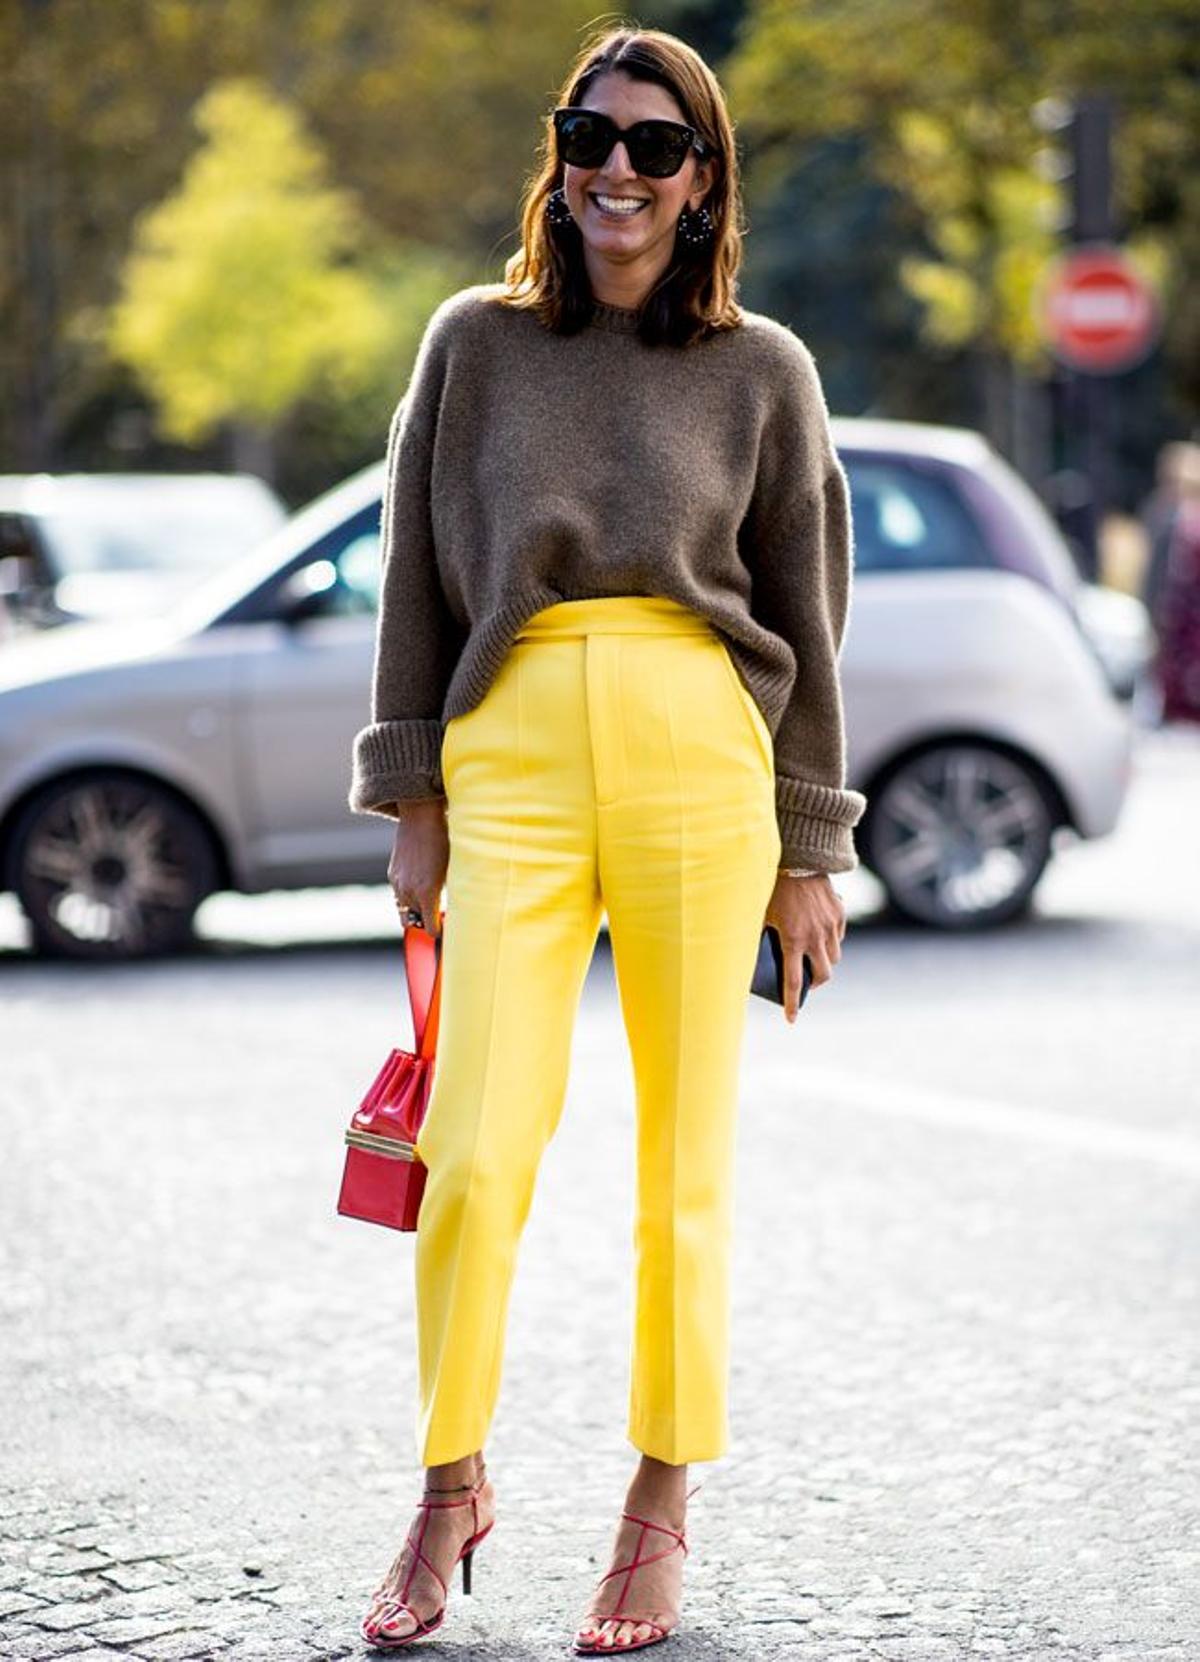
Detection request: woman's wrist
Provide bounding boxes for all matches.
[778,865,823,879]
[397,795,447,814]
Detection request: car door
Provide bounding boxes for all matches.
[838,451,1000,766]
[232,504,386,887]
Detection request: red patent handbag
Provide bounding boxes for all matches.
[336,911,444,1232]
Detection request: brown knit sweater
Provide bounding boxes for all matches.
[348,282,867,873]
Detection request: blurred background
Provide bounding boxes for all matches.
[2,0,1196,553]
[2,0,1198,953]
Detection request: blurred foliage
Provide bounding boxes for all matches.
[105,80,391,447]
[0,0,609,493]
[1,0,1196,502]
[723,0,1198,407]
[94,76,471,481]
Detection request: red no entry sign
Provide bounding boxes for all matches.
[1036,243,1160,372]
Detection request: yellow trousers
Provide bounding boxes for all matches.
[412,595,781,1465]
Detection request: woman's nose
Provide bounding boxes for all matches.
[599,140,638,178]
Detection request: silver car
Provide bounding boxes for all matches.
[0,471,286,633]
[0,421,1143,959]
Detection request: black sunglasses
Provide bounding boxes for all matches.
[552,106,712,179]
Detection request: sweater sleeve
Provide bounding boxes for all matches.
[740,334,868,873]
[347,304,464,819]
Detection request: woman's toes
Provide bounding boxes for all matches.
[589,1615,655,1648]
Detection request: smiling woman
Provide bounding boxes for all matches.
[557,89,713,272]
[348,21,864,1659]
[495,28,742,347]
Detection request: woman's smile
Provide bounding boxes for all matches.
[588,190,651,220]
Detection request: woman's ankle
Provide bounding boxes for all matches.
[425,1450,484,1489]
[627,1455,688,1519]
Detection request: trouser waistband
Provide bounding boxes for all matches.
[514,595,716,638]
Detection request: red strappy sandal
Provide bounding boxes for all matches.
[573,1481,703,1654]
[360,1465,495,1650]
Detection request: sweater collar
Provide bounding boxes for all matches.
[588,299,642,334]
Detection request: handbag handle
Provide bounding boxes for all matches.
[404,912,444,1060]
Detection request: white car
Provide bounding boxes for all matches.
[0,422,1143,958]
[0,471,286,632]
[836,419,1143,925]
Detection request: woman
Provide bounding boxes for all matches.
[348,24,866,1654]
[1142,442,1200,725]
[1153,493,1200,725]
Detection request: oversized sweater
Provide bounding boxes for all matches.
[347,282,868,873]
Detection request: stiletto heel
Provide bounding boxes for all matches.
[361,1464,495,1650]
[574,1480,703,1654]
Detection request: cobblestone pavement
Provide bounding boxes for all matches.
[2,726,1198,1660]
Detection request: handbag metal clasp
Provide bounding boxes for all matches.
[344,1127,418,1161]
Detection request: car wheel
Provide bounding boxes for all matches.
[863,742,1057,929]
[9,771,219,961]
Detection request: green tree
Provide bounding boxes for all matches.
[0,0,606,477]
[104,78,399,478]
[723,0,1196,408]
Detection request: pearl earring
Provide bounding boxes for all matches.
[546,187,575,228]
[676,203,714,247]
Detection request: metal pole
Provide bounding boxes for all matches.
[16,0,59,470]
[1069,92,1116,582]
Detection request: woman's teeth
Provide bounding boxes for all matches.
[591,193,649,217]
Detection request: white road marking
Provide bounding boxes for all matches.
[756,1062,1200,1178]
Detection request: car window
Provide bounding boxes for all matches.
[0,513,43,565]
[843,457,994,573]
[334,529,383,612]
[32,486,285,577]
[279,504,382,618]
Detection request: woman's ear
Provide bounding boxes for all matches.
[690,155,717,212]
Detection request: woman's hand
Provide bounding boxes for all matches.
[763,871,847,1023]
[387,798,449,938]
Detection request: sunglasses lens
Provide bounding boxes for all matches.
[631,125,690,177]
[556,113,611,168]
[555,111,696,177]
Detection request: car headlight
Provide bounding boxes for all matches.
[1072,582,1155,698]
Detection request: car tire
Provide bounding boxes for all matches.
[861,741,1058,929]
[9,770,219,961]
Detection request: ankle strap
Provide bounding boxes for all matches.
[619,1482,702,1539]
[422,1467,487,1496]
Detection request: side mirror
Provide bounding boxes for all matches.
[277,559,340,625]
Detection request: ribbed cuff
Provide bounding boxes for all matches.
[348,719,446,817]
[776,775,868,874]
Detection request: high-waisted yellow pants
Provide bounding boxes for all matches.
[412,595,781,1466]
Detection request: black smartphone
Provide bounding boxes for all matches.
[749,925,812,1009]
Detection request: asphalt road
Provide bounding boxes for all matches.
[1,723,1197,1662]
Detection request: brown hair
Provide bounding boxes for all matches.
[495,23,745,349]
